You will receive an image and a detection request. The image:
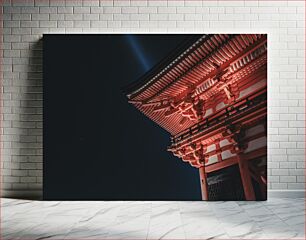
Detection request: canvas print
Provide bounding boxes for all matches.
[43,34,267,200]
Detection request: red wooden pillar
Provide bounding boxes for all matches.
[199,166,209,200]
[237,154,256,200]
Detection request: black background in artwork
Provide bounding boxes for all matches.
[43,34,201,200]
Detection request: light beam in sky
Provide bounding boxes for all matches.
[125,35,152,71]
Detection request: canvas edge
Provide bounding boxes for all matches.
[1,189,304,200]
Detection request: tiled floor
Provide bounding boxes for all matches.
[2,198,305,239]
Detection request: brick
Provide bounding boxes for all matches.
[3,35,21,42]
[297,176,305,183]
[65,14,83,20]
[3,6,22,13]
[12,14,31,20]
[185,0,202,6]
[210,21,234,28]
[280,176,296,183]
[4,21,20,28]
[74,21,90,28]
[12,28,31,35]
[3,28,12,35]
[168,14,184,21]
[150,14,168,21]
[99,13,113,20]
[282,112,299,121]
[121,7,138,14]
[158,7,176,14]
[272,169,289,176]
[288,183,305,189]
[289,169,305,176]
[297,142,305,149]
[121,20,139,28]
[12,0,34,7]
[297,162,305,168]
[297,114,305,120]
[269,142,279,149]
[57,7,73,14]
[21,6,39,13]
[74,6,90,13]
[289,121,305,128]
[49,14,65,20]
[53,25,72,31]
[114,14,130,21]
[65,0,82,6]
[271,121,288,128]
[39,21,57,28]
[32,13,49,20]
[288,151,305,158]
[219,14,244,21]
[83,0,99,6]
[20,177,36,183]
[57,21,73,28]
[251,7,279,14]
[279,7,297,14]
[196,7,210,14]
[269,176,279,183]
[185,14,202,21]
[280,142,296,149]
[31,27,49,35]
[35,0,49,6]
[12,183,29,189]
[139,21,158,28]
[269,162,279,169]
[2,169,12,176]
[218,1,243,6]
[4,162,20,170]
[158,20,176,28]
[279,128,297,135]
[139,7,157,13]
[130,14,149,21]
[38,6,54,14]
[12,170,28,177]
[177,21,194,28]
[288,93,304,100]
[4,176,20,183]
[209,7,224,13]
[280,162,296,169]
[28,170,42,176]
[21,20,39,27]
[4,50,20,57]
[154,0,175,6]
[49,0,65,6]
[148,0,167,6]
[90,6,104,13]
[131,0,148,6]
[271,183,287,189]
[103,7,121,14]
[83,13,99,20]
[90,21,108,28]
[177,7,196,14]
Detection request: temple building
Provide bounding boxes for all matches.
[124,34,267,200]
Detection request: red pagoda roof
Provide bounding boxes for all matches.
[125,34,267,136]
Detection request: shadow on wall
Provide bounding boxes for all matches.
[2,39,43,200]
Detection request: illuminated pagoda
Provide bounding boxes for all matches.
[124,34,267,200]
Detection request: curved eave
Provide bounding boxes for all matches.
[122,34,206,98]
[125,34,267,136]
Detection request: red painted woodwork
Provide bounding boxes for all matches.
[199,166,209,200]
[125,34,267,200]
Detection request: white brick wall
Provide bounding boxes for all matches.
[1,0,305,197]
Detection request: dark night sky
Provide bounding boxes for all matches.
[43,34,202,200]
